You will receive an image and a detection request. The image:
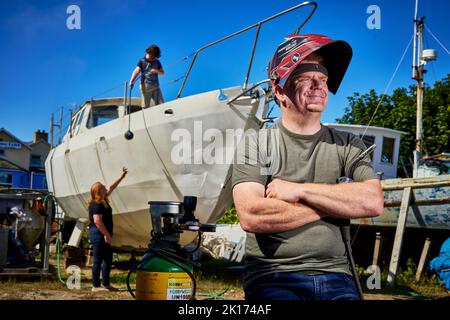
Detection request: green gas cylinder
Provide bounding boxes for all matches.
[135,253,193,300]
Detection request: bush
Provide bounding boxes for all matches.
[217,206,240,224]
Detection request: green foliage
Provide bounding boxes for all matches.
[80,228,90,250]
[336,74,450,176]
[396,258,417,285]
[217,205,240,224]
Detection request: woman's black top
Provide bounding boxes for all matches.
[89,202,113,235]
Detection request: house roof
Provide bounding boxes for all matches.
[26,139,51,147]
[0,158,29,172]
[0,128,32,150]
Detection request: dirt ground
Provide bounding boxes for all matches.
[0,276,448,300]
[0,257,448,300]
[1,281,448,300]
[0,277,244,300]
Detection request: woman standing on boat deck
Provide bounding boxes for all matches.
[88,167,128,292]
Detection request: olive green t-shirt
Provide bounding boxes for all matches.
[232,121,378,288]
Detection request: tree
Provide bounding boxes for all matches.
[336,74,450,177]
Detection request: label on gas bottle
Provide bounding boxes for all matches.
[136,271,192,300]
[167,277,192,300]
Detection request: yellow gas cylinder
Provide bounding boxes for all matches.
[136,253,193,300]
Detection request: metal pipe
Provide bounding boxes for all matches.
[176,1,317,98]
[293,2,317,34]
[42,195,54,273]
[227,79,271,105]
[243,24,262,90]
[413,18,425,177]
[411,0,419,79]
[58,107,63,145]
[89,97,94,128]
[69,110,73,138]
[123,81,128,114]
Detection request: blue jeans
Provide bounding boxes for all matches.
[245,271,360,300]
[88,228,113,287]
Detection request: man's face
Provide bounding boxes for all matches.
[278,61,329,114]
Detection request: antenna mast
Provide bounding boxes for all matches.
[412,0,425,178]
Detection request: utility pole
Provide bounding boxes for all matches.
[50,113,54,148]
[58,107,63,145]
[69,109,73,138]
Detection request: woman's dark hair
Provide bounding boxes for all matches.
[146,44,161,59]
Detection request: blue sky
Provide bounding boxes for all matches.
[1,0,449,142]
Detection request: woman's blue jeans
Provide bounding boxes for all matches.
[245,271,360,300]
[88,228,113,287]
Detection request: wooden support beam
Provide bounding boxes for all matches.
[384,197,450,207]
[387,187,412,287]
[415,238,432,282]
[371,232,382,272]
[382,175,450,191]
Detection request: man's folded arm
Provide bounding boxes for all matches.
[233,181,324,233]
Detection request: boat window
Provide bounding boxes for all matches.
[73,108,86,135]
[87,105,119,128]
[125,105,142,115]
[71,113,80,134]
[359,134,375,160]
[381,137,395,164]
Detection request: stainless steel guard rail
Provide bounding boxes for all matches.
[176,1,318,98]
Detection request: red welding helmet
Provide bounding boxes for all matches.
[269,34,353,94]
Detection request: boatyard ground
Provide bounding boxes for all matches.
[0,255,449,300]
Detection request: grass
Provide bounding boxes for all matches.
[2,252,448,300]
[357,259,449,299]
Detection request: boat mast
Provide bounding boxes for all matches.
[412,0,425,178]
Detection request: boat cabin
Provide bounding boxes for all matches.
[64,98,142,141]
[323,123,407,179]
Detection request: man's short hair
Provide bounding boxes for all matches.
[146,45,161,59]
[302,53,325,65]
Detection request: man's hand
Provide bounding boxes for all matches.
[266,179,301,202]
[150,69,159,75]
[129,81,134,89]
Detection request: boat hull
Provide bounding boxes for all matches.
[45,86,263,248]
[353,175,450,230]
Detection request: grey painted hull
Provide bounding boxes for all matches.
[45,86,265,248]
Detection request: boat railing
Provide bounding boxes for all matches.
[226,79,271,105]
[176,1,318,99]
